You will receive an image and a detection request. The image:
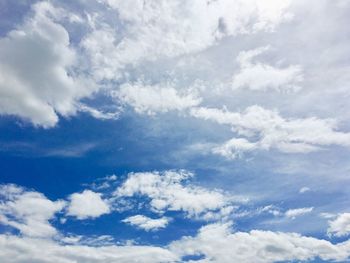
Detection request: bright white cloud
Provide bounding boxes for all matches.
[0,234,178,263]
[114,82,201,114]
[232,46,303,92]
[285,207,313,219]
[328,213,350,237]
[0,184,65,238]
[122,215,170,231]
[67,190,110,220]
[170,222,350,263]
[1,222,350,263]
[82,0,293,80]
[191,105,350,158]
[0,2,98,127]
[115,170,235,219]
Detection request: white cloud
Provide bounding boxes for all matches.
[170,222,350,263]
[0,184,65,238]
[67,190,110,220]
[1,183,350,263]
[0,2,98,127]
[285,207,313,219]
[122,215,170,231]
[114,170,235,219]
[191,105,350,158]
[299,187,311,194]
[232,46,303,92]
[113,82,201,115]
[82,0,293,80]
[328,213,350,237]
[0,234,178,263]
[258,205,281,217]
[212,138,258,159]
[77,104,120,120]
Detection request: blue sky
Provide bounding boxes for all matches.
[1,0,350,262]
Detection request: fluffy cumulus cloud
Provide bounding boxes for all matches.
[122,215,170,231]
[232,46,303,92]
[82,0,293,80]
[115,170,235,219]
[0,184,65,238]
[67,190,110,219]
[0,234,178,263]
[114,82,201,115]
[191,105,350,158]
[1,222,350,263]
[0,2,98,127]
[170,222,350,263]
[328,213,350,237]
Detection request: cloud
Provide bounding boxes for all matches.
[285,207,313,219]
[67,190,110,220]
[122,215,170,231]
[0,184,65,238]
[328,213,350,237]
[77,104,120,120]
[191,105,350,158]
[114,170,235,219]
[170,222,350,263]
[0,234,178,263]
[232,46,303,92]
[299,187,311,194]
[0,2,98,127]
[212,138,258,159]
[113,82,201,115]
[82,0,293,80]
[1,183,350,263]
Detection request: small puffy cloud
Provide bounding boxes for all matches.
[67,190,110,220]
[0,184,65,238]
[285,207,313,219]
[0,2,98,127]
[191,105,350,158]
[299,187,311,194]
[122,215,170,231]
[212,138,258,159]
[115,170,235,219]
[232,46,303,92]
[113,82,201,115]
[328,213,350,237]
[258,205,281,217]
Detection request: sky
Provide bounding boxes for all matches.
[0,0,350,262]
